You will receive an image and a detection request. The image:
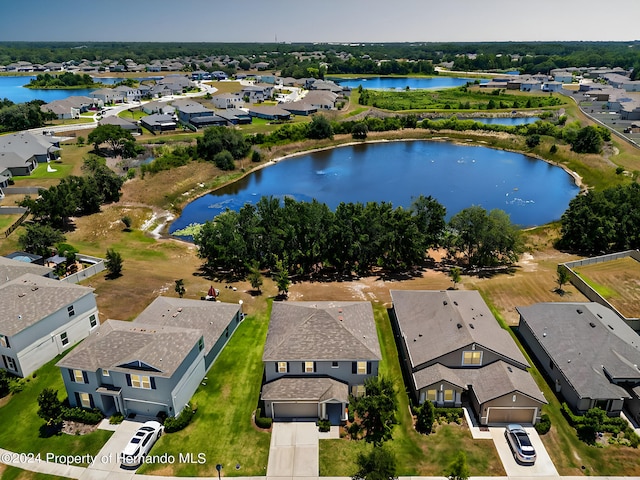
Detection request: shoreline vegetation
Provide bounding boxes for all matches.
[24,72,105,90]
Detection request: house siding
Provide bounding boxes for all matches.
[4,294,98,377]
[417,381,463,407]
[204,311,242,370]
[265,360,378,388]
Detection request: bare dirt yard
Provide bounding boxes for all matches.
[573,256,640,319]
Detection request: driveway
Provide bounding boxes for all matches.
[490,426,559,477]
[82,419,142,475]
[267,422,319,478]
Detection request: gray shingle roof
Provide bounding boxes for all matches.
[261,377,349,402]
[0,273,94,336]
[391,290,528,369]
[133,296,239,352]
[517,302,640,400]
[462,361,546,404]
[413,363,466,390]
[0,256,53,283]
[56,319,201,377]
[263,301,381,362]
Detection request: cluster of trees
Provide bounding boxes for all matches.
[196,126,250,170]
[194,195,522,279]
[559,183,640,254]
[326,57,436,76]
[26,72,99,89]
[20,156,124,229]
[88,124,143,158]
[0,98,55,133]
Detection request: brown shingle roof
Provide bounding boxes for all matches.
[261,377,348,403]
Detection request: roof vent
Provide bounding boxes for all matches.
[608,324,614,330]
[597,313,602,319]
[589,322,596,328]
[413,338,417,342]
[177,307,183,312]
[469,323,475,329]
[507,366,513,372]
[577,309,583,314]
[456,323,463,329]
[418,333,423,337]
[338,316,344,321]
[443,301,448,306]
[453,301,458,306]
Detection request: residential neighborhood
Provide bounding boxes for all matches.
[2,22,640,480]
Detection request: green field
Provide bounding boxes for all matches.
[359,86,566,111]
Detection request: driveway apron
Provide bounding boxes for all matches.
[490,426,559,477]
[267,422,319,478]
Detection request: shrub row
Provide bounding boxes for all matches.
[561,403,639,447]
[164,402,196,433]
[255,408,272,429]
[434,407,463,424]
[535,413,551,435]
[62,407,104,425]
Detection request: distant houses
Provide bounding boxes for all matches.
[0,132,61,176]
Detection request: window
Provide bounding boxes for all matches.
[79,393,92,408]
[331,361,339,368]
[102,369,110,377]
[304,361,315,373]
[67,305,75,317]
[427,389,437,402]
[357,361,367,375]
[131,374,152,389]
[73,369,85,383]
[2,355,16,372]
[462,351,482,365]
[0,335,9,349]
[444,390,454,402]
[352,385,366,397]
[60,332,69,346]
[89,314,97,328]
[278,361,288,373]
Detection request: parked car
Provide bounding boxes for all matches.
[121,421,164,467]
[505,424,536,464]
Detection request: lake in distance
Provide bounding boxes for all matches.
[170,141,579,235]
[334,76,488,90]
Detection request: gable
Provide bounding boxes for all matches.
[117,359,162,373]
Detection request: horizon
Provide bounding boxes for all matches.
[2,0,640,43]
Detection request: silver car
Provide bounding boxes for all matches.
[505,424,536,464]
[121,421,164,467]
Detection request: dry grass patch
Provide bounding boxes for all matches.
[573,256,640,318]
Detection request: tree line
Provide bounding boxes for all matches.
[193,195,522,279]
[26,72,100,89]
[0,98,55,133]
[559,183,640,254]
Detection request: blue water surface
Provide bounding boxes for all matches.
[334,76,488,90]
[171,141,579,235]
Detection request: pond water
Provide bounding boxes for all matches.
[468,117,541,126]
[0,75,158,103]
[334,76,488,90]
[170,141,579,235]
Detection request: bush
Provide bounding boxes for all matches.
[550,144,558,154]
[434,407,463,424]
[255,408,272,429]
[213,150,235,170]
[317,418,331,432]
[63,407,104,425]
[525,134,541,148]
[109,413,124,424]
[251,149,262,162]
[164,402,196,433]
[535,414,551,435]
[415,401,435,434]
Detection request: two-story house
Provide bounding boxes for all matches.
[57,297,241,418]
[0,273,99,377]
[391,290,546,425]
[261,301,381,424]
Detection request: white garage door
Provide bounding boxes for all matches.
[273,402,318,419]
[487,408,536,425]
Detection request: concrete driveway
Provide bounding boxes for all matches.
[267,422,319,478]
[84,419,142,475]
[490,426,559,477]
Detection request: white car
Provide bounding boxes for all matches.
[504,424,536,465]
[121,421,164,467]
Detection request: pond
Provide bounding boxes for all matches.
[0,75,158,103]
[170,141,579,236]
[334,76,488,90]
[467,117,541,126]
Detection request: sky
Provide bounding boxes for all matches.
[3,0,639,43]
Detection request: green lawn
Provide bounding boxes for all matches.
[0,215,20,230]
[137,308,272,477]
[0,355,112,462]
[0,465,72,480]
[319,303,504,476]
[14,162,74,181]
[573,270,619,299]
[118,109,147,121]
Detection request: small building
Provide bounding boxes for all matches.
[90,88,124,104]
[518,302,640,419]
[261,301,381,423]
[175,102,214,124]
[215,109,252,125]
[142,101,175,116]
[281,102,318,116]
[0,273,99,378]
[57,297,241,418]
[247,106,291,121]
[140,114,177,133]
[391,290,546,425]
[211,93,244,110]
[99,115,141,134]
[190,115,227,129]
